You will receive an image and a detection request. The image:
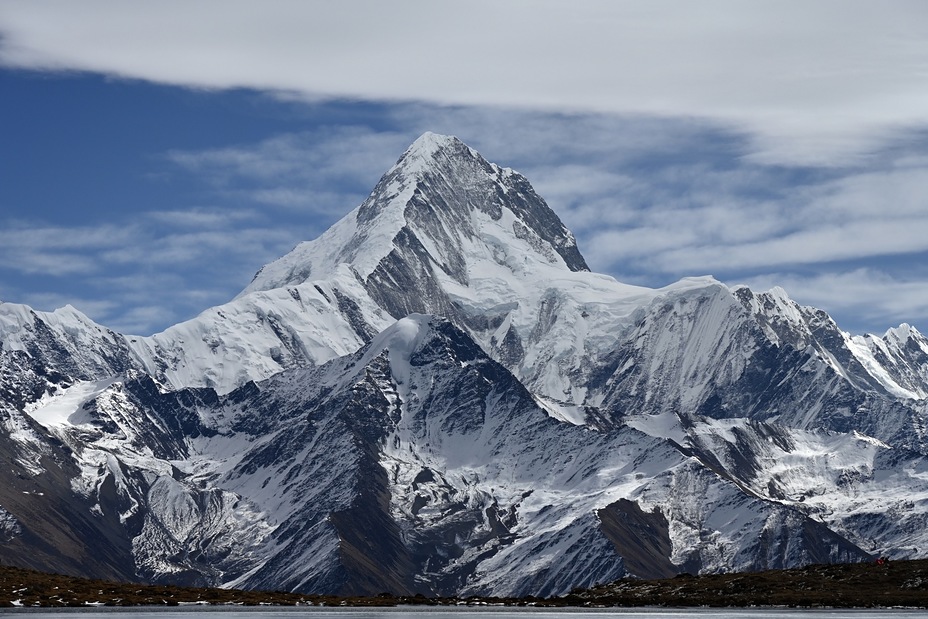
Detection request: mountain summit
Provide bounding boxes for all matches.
[1,133,928,596]
[240,132,588,299]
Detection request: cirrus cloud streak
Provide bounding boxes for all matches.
[2,1,928,165]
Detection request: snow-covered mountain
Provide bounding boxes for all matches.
[1,132,928,595]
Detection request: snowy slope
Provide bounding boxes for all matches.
[128,274,392,393]
[628,410,928,561]
[17,316,872,595]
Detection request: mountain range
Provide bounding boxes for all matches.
[1,132,927,596]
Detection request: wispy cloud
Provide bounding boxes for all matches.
[571,155,928,277]
[0,222,138,251]
[84,273,228,335]
[164,127,412,217]
[0,223,138,275]
[2,2,927,165]
[0,211,292,276]
[144,206,262,228]
[0,204,303,333]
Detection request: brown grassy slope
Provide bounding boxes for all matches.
[567,559,928,607]
[0,565,335,607]
[2,559,928,607]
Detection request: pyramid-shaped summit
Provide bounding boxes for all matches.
[240,132,588,298]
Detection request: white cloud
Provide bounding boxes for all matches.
[109,305,181,337]
[0,208,305,333]
[144,207,262,228]
[84,274,228,334]
[0,212,294,277]
[489,129,928,285]
[0,223,138,275]
[164,127,411,216]
[660,163,928,274]
[2,1,928,165]
[0,223,137,251]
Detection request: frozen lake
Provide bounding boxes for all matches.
[0,607,924,618]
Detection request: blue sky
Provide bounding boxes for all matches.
[2,1,928,336]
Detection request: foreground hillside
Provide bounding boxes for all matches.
[568,559,928,608]
[2,560,927,607]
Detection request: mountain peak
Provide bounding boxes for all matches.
[240,133,589,297]
[378,132,480,186]
[886,323,919,341]
[402,131,463,160]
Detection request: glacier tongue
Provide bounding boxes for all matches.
[1,132,928,595]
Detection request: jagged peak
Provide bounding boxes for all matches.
[401,132,466,162]
[354,132,481,225]
[410,130,459,152]
[733,284,808,321]
[370,132,589,273]
[885,323,924,343]
[734,284,794,304]
[0,299,99,332]
[239,133,589,297]
[376,132,482,185]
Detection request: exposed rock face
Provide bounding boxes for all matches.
[1,133,928,596]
